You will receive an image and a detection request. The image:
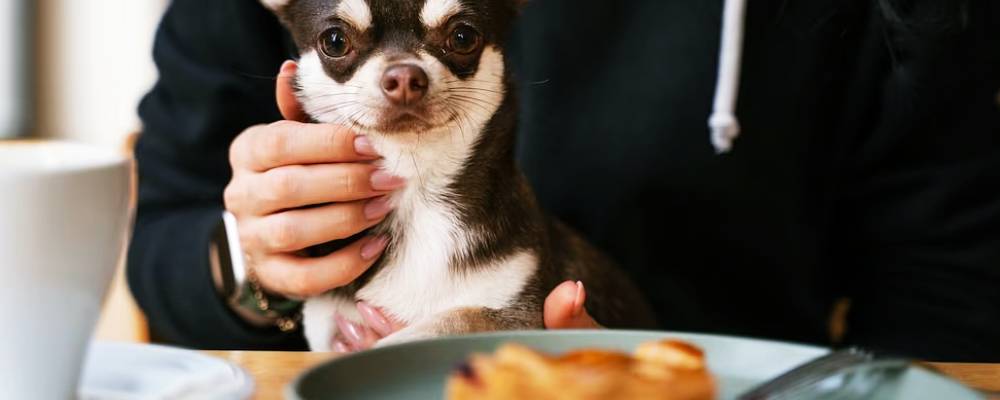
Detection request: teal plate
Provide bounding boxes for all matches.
[288,330,982,400]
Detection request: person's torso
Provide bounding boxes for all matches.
[510,0,883,344]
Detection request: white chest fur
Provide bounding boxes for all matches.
[301,188,538,350]
[358,191,537,324]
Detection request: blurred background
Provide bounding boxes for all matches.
[2,0,169,342]
[3,0,166,146]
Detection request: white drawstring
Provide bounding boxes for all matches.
[709,0,747,154]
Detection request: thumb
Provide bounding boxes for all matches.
[276,60,309,122]
[544,281,602,329]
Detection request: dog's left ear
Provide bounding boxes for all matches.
[260,0,297,25]
[260,0,293,13]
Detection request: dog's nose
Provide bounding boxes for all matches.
[381,64,429,106]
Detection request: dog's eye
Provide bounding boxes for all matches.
[319,28,352,58]
[447,25,482,55]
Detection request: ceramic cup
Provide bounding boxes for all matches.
[0,140,132,399]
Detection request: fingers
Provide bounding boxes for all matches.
[221,60,402,306]
[228,163,405,215]
[277,60,309,122]
[332,340,351,354]
[231,122,379,172]
[336,314,381,351]
[245,199,392,253]
[356,301,404,337]
[544,281,602,329]
[332,303,405,353]
[253,235,390,297]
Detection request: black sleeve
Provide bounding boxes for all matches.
[838,2,1000,361]
[127,0,307,350]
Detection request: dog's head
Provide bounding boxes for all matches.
[263,0,522,137]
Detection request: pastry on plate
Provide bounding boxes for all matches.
[446,339,715,400]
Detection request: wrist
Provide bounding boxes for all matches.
[210,212,303,331]
[236,267,303,332]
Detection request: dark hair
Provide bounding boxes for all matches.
[878,0,970,33]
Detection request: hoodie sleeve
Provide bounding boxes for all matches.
[838,1,1000,361]
[127,0,307,350]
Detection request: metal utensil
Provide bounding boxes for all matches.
[738,348,911,400]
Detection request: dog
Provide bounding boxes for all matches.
[259,0,657,350]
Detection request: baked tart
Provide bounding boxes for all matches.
[446,339,715,400]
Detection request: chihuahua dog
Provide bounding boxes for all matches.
[259,0,656,350]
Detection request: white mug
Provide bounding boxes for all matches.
[0,140,132,399]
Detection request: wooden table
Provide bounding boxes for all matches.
[205,351,1000,399]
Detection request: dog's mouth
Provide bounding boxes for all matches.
[379,112,434,133]
[357,106,456,134]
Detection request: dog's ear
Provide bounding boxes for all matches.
[260,0,293,13]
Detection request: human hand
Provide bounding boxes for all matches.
[223,60,405,298]
[331,281,601,353]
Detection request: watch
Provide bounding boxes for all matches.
[210,212,303,331]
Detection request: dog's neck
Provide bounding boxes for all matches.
[368,122,486,199]
[364,93,530,268]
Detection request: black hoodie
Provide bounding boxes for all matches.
[128,0,1000,361]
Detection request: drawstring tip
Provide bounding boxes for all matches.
[709,113,741,154]
[711,129,734,154]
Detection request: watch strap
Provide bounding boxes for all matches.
[213,212,303,331]
[238,266,303,332]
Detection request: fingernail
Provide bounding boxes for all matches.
[370,170,406,191]
[357,301,394,336]
[336,315,365,348]
[278,60,297,76]
[354,136,378,157]
[572,281,585,317]
[364,196,394,220]
[360,235,390,260]
[332,340,351,354]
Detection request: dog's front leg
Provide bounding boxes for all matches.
[376,306,543,347]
